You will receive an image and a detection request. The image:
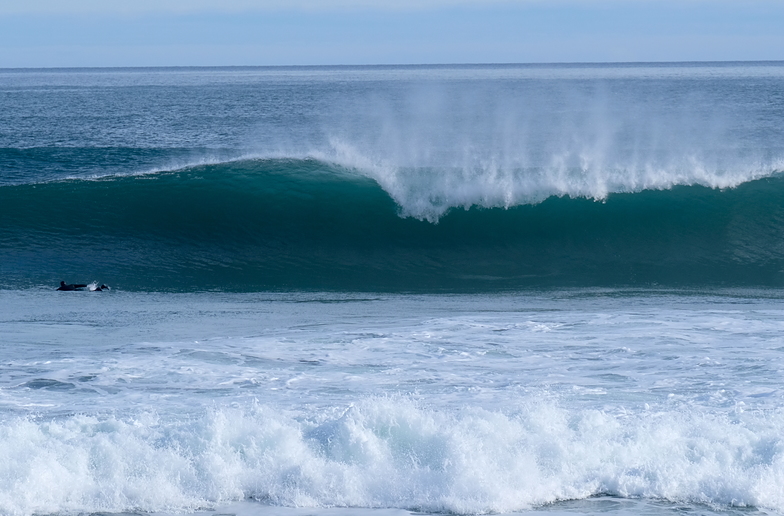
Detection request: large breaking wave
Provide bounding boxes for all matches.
[1,156,783,291]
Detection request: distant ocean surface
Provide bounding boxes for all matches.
[1,63,784,516]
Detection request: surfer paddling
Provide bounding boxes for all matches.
[57,281,87,291]
[56,281,109,291]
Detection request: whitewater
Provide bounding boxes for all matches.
[2,63,784,516]
[3,290,784,516]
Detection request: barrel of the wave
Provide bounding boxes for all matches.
[1,159,784,291]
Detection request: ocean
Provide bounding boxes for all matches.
[1,63,784,516]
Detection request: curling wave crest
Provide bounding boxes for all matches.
[319,140,784,221]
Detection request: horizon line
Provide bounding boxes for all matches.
[2,60,784,72]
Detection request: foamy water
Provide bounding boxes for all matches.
[2,290,784,516]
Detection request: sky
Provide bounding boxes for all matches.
[0,0,782,67]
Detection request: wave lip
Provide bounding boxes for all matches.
[1,158,784,291]
[2,400,784,516]
[322,140,784,221]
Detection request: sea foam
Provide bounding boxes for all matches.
[2,398,784,516]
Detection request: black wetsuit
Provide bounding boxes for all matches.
[56,282,88,291]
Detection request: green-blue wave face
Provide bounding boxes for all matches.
[2,158,783,292]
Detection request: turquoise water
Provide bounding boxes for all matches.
[2,160,784,290]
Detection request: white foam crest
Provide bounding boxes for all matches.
[3,399,784,516]
[60,152,285,183]
[52,149,361,184]
[10,148,341,187]
[319,139,783,222]
[293,80,784,222]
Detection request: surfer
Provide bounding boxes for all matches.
[57,281,88,291]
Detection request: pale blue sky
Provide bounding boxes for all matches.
[0,1,782,67]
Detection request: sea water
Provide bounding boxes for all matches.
[1,64,784,516]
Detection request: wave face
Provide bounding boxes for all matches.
[1,158,783,291]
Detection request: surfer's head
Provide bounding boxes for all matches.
[60,281,65,286]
